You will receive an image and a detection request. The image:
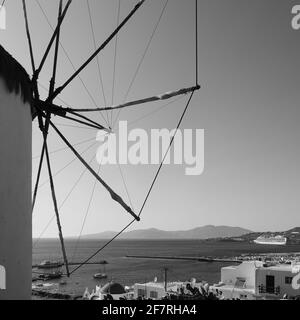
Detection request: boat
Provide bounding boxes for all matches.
[93,273,108,280]
[254,235,287,245]
[38,270,63,280]
[93,260,108,279]
[37,260,64,269]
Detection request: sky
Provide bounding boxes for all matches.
[0,0,300,237]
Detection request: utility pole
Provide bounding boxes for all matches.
[164,267,168,292]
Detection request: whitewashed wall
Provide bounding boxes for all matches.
[0,77,32,300]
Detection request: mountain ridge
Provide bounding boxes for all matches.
[78,225,252,240]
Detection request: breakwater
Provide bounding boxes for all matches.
[126,255,242,263]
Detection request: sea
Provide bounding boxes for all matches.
[32,239,300,297]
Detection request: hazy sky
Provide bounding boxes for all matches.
[1,0,300,237]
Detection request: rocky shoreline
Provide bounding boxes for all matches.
[32,289,75,300]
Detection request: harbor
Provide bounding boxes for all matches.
[30,239,300,300]
[31,257,300,300]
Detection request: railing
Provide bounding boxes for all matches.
[258,285,280,295]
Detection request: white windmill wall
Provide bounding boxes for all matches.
[0,76,32,300]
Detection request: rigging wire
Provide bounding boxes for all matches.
[61,108,107,130]
[112,0,169,128]
[101,0,199,224]
[51,0,146,101]
[137,91,195,218]
[32,136,95,160]
[114,1,200,220]
[36,141,97,190]
[32,142,45,213]
[86,0,109,125]
[69,90,196,275]
[44,140,70,276]
[34,0,110,128]
[117,162,135,211]
[34,0,72,80]
[50,121,140,221]
[54,123,100,131]
[22,0,36,74]
[70,218,136,275]
[52,114,105,131]
[71,163,102,261]
[33,154,95,247]
[110,0,121,127]
[127,95,184,128]
[195,0,199,86]
[48,0,63,97]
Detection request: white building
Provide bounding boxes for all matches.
[134,282,167,300]
[133,279,208,300]
[210,261,300,300]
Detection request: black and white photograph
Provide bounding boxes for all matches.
[0,0,300,313]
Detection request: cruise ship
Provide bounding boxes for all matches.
[254,235,287,245]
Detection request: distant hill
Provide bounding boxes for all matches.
[80,225,252,240]
[286,227,300,234]
[225,227,300,244]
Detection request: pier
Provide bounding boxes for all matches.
[125,255,243,263]
[32,261,107,269]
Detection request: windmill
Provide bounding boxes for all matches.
[20,0,200,282]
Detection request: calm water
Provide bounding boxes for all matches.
[32,239,300,296]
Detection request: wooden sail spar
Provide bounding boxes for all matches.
[36,85,200,134]
[37,101,108,131]
[50,0,146,100]
[49,120,140,222]
[42,85,201,114]
[33,0,72,81]
[24,0,71,277]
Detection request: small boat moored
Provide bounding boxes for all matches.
[93,260,108,279]
[38,270,63,281]
[93,273,108,279]
[37,260,64,269]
